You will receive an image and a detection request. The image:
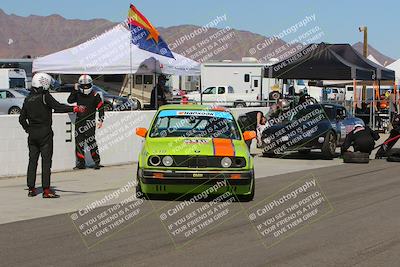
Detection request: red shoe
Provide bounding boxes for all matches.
[42,188,60,198]
[28,188,37,197]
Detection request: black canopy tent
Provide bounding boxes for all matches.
[328,44,395,80]
[264,42,397,128]
[265,43,377,80]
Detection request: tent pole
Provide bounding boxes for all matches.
[200,76,203,105]
[396,80,399,113]
[353,79,357,115]
[373,80,377,130]
[155,59,158,109]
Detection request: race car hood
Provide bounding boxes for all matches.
[144,137,249,157]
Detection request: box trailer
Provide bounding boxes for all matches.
[0,68,28,89]
[200,58,282,102]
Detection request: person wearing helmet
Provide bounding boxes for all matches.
[150,74,168,109]
[68,74,105,170]
[19,72,86,198]
[376,113,400,159]
[341,123,380,155]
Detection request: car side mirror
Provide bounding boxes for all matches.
[243,131,256,141]
[136,128,148,138]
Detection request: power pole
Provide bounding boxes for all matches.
[359,26,368,102]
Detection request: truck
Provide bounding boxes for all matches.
[200,59,324,104]
[185,85,259,107]
[0,68,28,89]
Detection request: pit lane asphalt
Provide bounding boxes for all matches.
[1,159,400,267]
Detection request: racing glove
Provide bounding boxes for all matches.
[73,105,87,113]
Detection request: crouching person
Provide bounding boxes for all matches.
[376,113,400,159]
[341,124,380,155]
[238,111,266,149]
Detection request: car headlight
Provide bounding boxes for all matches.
[221,157,232,168]
[162,156,173,167]
[149,156,161,166]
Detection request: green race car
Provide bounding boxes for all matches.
[135,105,256,201]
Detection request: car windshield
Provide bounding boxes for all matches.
[289,105,332,121]
[202,87,216,94]
[149,110,241,139]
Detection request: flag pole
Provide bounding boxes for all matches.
[129,21,133,99]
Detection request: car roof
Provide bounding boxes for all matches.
[158,104,229,111]
[308,103,343,108]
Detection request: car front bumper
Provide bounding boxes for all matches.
[137,169,254,195]
[262,133,328,152]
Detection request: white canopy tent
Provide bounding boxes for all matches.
[33,24,200,76]
[387,58,400,81]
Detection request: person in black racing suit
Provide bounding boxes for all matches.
[68,74,105,170]
[341,123,380,155]
[376,113,400,159]
[19,72,86,198]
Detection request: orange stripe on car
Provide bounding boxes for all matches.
[213,138,235,156]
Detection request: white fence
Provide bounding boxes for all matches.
[0,107,268,177]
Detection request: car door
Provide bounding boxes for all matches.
[335,106,350,144]
[0,90,8,114]
[0,90,14,114]
[216,86,227,105]
[201,87,217,104]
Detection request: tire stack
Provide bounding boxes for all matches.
[342,151,370,164]
[387,148,400,162]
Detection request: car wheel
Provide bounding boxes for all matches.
[234,101,246,108]
[321,131,337,159]
[136,167,146,199]
[238,172,255,202]
[135,99,142,110]
[8,107,21,114]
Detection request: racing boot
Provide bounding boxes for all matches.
[42,188,60,198]
[73,163,86,170]
[28,187,37,197]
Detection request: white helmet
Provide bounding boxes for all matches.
[78,74,93,95]
[32,72,54,90]
[354,123,364,129]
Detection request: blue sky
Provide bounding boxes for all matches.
[1,0,399,59]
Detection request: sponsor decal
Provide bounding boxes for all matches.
[184,139,209,144]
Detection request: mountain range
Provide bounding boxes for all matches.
[0,9,395,66]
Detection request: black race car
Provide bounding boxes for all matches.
[261,103,364,159]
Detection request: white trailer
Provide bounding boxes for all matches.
[0,68,27,89]
[200,58,281,101]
